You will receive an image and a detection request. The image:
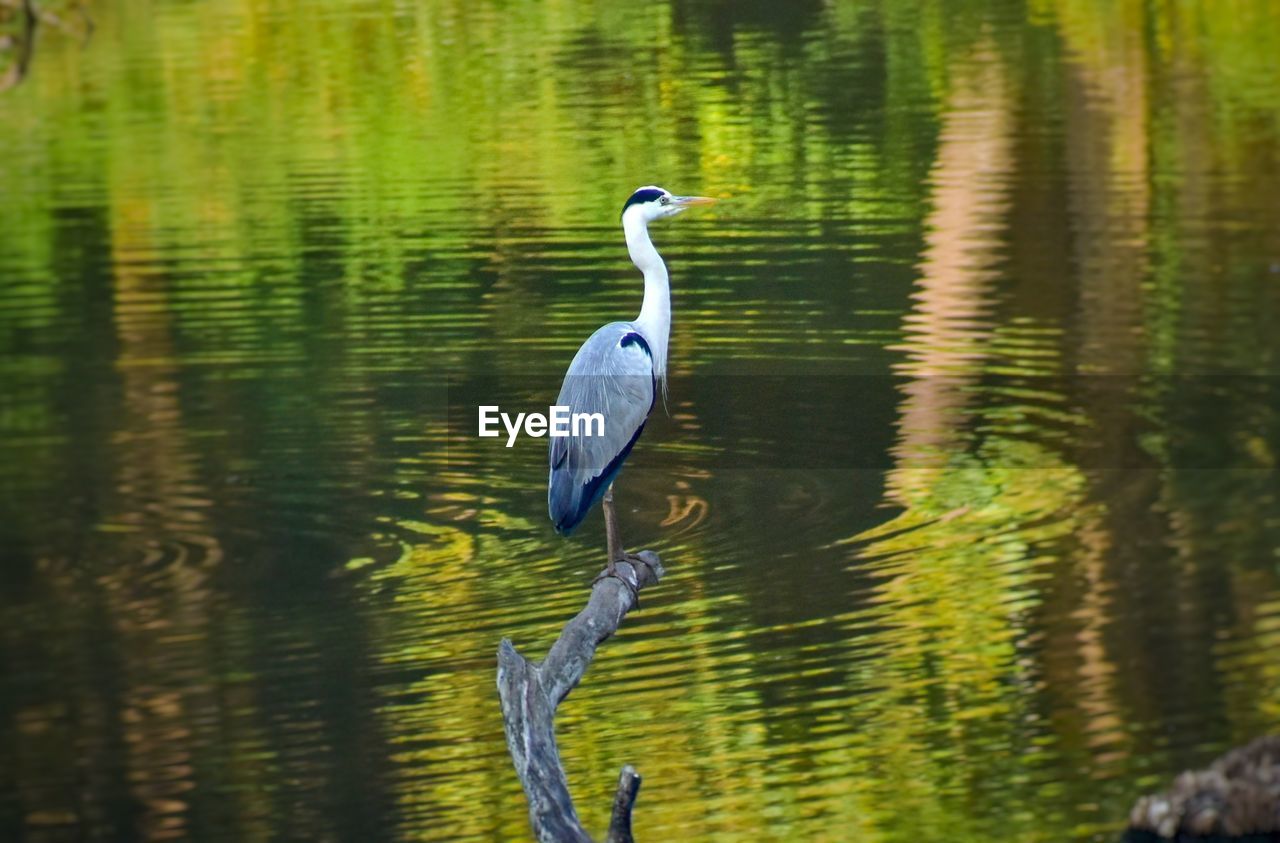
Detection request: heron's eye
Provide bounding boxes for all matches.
[659,196,670,205]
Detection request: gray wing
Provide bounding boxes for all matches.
[548,322,656,534]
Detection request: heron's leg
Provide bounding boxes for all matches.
[597,484,644,604]
[603,484,624,563]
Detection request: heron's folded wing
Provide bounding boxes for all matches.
[550,324,655,477]
[547,324,655,532]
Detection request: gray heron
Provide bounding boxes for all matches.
[548,185,717,577]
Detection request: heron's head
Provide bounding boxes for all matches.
[620,185,717,224]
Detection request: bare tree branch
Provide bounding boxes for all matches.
[497,551,664,843]
[604,765,641,843]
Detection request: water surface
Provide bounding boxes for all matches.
[2,0,1280,840]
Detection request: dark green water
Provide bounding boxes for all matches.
[2,0,1279,840]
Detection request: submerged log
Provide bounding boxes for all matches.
[497,551,664,843]
[1127,734,1280,841]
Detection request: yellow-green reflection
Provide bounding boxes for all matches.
[1,0,1279,841]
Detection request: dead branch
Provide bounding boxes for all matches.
[497,551,664,843]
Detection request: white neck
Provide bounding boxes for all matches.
[623,209,670,394]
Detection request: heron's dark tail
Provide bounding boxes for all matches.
[547,421,647,536]
[548,468,590,535]
[548,458,630,535]
[549,467,618,535]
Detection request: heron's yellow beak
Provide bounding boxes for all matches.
[673,195,718,207]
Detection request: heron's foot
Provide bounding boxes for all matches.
[621,551,657,581]
[592,553,651,607]
[592,559,619,585]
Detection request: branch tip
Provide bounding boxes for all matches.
[605,765,642,843]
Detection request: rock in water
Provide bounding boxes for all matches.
[1128,735,1280,840]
